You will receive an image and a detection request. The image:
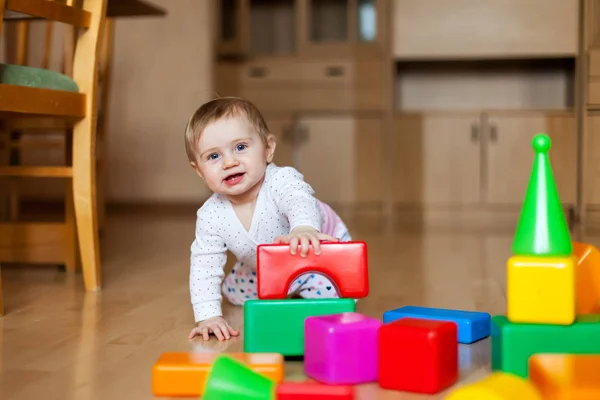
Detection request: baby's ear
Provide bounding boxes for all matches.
[266,134,277,162]
[190,162,205,180]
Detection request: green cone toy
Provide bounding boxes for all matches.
[511,133,572,256]
[203,354,275,400]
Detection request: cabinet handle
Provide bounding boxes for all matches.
[471,123,479,142]
[282,126,291,142]
[298,125,309,143]
[248,66,268,78]
[325,66,344,77]
[490,124,498,143]
[286,124,309,145]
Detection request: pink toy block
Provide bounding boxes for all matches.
[304,312,382,384]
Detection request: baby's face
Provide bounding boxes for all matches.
[193,115,275,200]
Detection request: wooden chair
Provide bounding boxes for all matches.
[0,19,79,276]
[0,0,108,294]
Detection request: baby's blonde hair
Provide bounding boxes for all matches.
[184,97,271,163]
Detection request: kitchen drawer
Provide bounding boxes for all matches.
[215,61,242,95]
[239,87,301,112]
[299,87,385,112]
[241,58,299,85]
[590,51,600,77]
[589,78,600,106]
[354,60,386,88]
[300,60,354,86]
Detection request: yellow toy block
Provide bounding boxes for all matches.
[529,354,600,399]
[444,372,542,399]
[507,255,576,325]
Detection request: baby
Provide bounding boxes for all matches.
[184,97,352,341]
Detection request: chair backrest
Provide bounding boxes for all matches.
[0,0,108,118]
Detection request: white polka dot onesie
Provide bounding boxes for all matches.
[189,163,352,322]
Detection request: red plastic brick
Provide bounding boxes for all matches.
[378,317,458,394]
[276,381,355,399]
[257,241,368,300]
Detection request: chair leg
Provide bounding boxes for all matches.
[64,130,77,273]
[65,180,78,273]
[72,125,101,291]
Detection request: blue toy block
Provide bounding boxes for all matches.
[382,305,491,344]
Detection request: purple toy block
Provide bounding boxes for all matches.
[304,312,382,384]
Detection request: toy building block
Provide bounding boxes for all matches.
[507,134,576,325]
[511,134,573,257]
[444,372,542,399]
[378,317,458,394]
[256,241,368,300]
[304,312,381,384]
[529,354,600,398]
[382,305,490,344]
[507,254,576,325]
[276,381,355,399]
[203,354,276,400]
[573,241,600,314]
[491,315,600,378]
[244,298,356,356]
[151,352,283,397]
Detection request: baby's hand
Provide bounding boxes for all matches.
[188,316,240,341]
[274,226,339,257]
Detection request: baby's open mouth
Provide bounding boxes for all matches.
[224,172,244,182]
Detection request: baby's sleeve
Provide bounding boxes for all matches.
[189,206,227,322]
[268,166,323,232]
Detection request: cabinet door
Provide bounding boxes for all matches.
[215,0,250,57]
[485,113,576,206]
[394,113,482,205]
[585,115,600,205]
[216,0,297,57]
[392,0,578,59]
[545,115,577,206]
[297,0,386,57]
[293,115,383,205]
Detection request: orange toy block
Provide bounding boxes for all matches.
[573,242,600,314]
[152,352,283,397]
[529,354,600,399]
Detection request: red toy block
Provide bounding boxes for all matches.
[378,317,458,394]
[257,241,368,300]
[276,381,355,399]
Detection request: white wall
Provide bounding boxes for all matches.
[106,0,214,203]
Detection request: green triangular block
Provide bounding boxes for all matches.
[512,133,573,256]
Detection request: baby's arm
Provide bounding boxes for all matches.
[269,166,339,255]
[188,207,239,340]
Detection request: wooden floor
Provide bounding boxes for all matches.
[0,208,596,399]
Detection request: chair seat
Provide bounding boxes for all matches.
[0,64,85,118]
[0,63,78,92]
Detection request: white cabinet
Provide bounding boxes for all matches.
[392,0,579,59]
[288,115,384,206]
[486,113,577,205]
[394,113,482,205]
[394,112,577,207]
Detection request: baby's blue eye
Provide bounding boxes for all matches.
[236,144,247,151]
[208,153,219,160]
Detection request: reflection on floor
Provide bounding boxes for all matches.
[0,208,597,399]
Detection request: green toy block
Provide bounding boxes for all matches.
[243,298,356,356]
[511,133,573,257]
[491,315,600,378]
[203,354,275,400]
